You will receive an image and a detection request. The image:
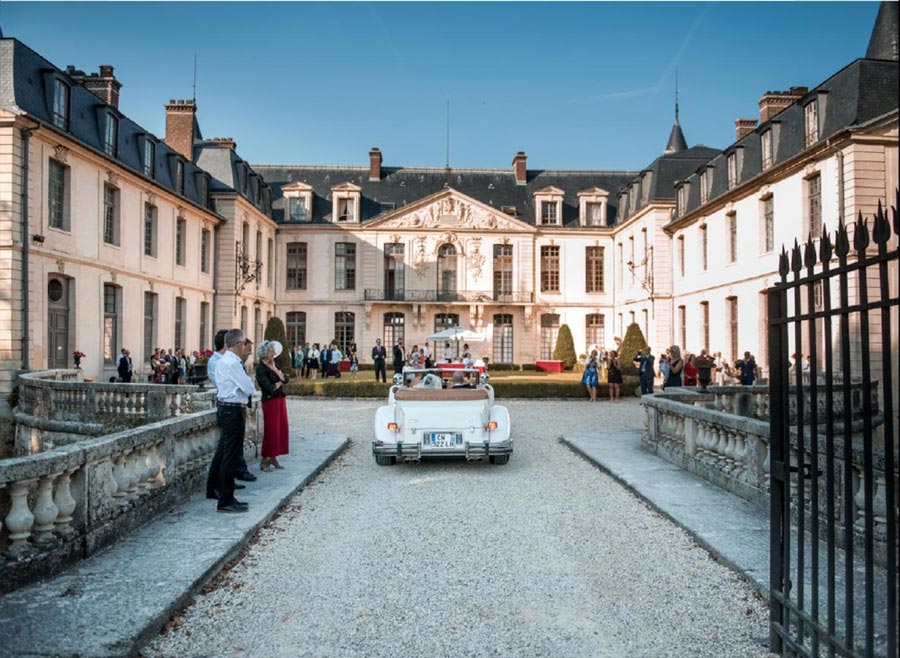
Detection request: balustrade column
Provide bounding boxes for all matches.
[125,451,141,499]
[54,468,78,536]
[32,474,60,546]
[111,454,130,504]
[3,479,36,559]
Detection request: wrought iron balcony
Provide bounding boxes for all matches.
[364,289,533,303]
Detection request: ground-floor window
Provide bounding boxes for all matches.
[104,284,120,363]
[540,313,559,359]
[335,311,355,355]
[434,313,459,357]
[585,314,604,351]
[286,311,306,348]
[383,312,405,349]
[492,314,513,363]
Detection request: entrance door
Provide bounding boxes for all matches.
[47,277,69,368]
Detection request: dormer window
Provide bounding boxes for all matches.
[103,113,118,158]
[577,187,609,227]
[143,139,155,178]
[761,129,773,170]
[290,198,308,221]
[52,79,70,131]
[283,181,315,223]
[331,182,362,223]
[501,205,517,216]
[541,202,557,224]
[380,202,396,213]
[199,175,209,206]
[727,153,738,189]
[533,186,564,226]
[676,184,687,217]
[175,160,184,196]
[699,170,710,204]
[804,100,819,147]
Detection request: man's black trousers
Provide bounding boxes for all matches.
[207,405,245,506]
[374,359,386,382]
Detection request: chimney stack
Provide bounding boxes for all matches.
[758,86,808,123]
[210,137,237,150]
[735,118,758,141]
[512,151,527,186]
[369,147,382,181]
[67,64,122,109]
[165,99,198,161]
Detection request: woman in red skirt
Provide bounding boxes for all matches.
[255,340,290,472]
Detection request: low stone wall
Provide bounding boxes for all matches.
[641,387,895,568]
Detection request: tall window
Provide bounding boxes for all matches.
[437,244,458,299]
[199,302,209,350]
[52,79,69,130]
[334,242,356,290]
[585,246,604,293]
[175,160,184,195]
[103,284,119,363]
[616,243,623,289]
[286,312,307,348]
[727,153,737,189]
[286,242,308,290]
[143,140,155,178]
[289,197,308,222]
[240,305,248,334]
[807,174,822,237]
[761,130,773,170]
[642,309,649,340]
[804,100,819,147]
[541,201,558,225]
[336,198,355,222]
[699,171,709,204]
[144,204,157,257]
[585,314,605,350]
[678,306,687,349]
[493,244,513,300]
[540,245,560,293]
[384,243,405,300]
[201,229,210,273]
[677,236,685,276]
[256,231,263,287]
[334,312,355,354]
[700,301,710,353]
[143,292,157,362]
[48,160,69,230]
[199,175,209,207]
[763,196,775,253]
[493,314,514,363]
[176,218,186,266]
[267,238,274,288]
[175,297,186,348]
[103,114,118,157]
[727,297,739,361]
[254,307,262,345]
[629,236,635,285]
[384,312,405,348]
[586,202,603,226]
[700,225,708,271]
[540,314,560,359]
[102,184,119,245]
[726,212,737,263]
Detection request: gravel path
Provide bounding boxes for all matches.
[145,398,772,658]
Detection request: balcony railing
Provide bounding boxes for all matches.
[364,289,534,303]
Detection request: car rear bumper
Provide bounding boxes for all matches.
[372,438,512,459]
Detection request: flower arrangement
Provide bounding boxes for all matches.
[695,353,716,368]
[72,350,86,360]
[194,349,215,365]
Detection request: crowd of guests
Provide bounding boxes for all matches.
[287,342,359,380]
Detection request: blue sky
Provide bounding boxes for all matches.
[0,1,881,171]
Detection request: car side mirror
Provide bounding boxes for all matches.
[479,373,490,386]
[392,373,404,387]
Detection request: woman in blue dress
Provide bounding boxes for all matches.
[581,349,600,401]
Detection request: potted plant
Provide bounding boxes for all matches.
[192,349,214,384]
[695,352,716,391]
[72,350,86,369]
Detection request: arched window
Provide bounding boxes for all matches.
[493,314,513,363]
[335,312,355,355]
[437,244,458,300]
[585,314,605,352]
[384,312,405,348]
[286,312,306,348]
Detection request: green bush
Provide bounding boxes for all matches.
[520,363,537,371]
[618,323,649,378]
[487,363,519,371]
[552,324,577,370]
[264,316,292,373]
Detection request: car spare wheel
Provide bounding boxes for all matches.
[489,455,510,465]
[375,455,396,466]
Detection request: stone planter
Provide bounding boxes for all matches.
[697,365,713,391]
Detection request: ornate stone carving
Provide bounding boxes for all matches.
[148,280,155,292]
[56,260,65,274]
[178,287,184,297]
[110,271,117,284]
[146,191,156,205]
[106,170,119,187]
[53,145,69,164]
[379,195,519,231]
[466,237,485,281]
[388,234,401,245]
[413,237,428,279]
[364,303,373,329]
[176,206,185,220]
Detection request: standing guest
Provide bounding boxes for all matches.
[659,354,670,390]
[349,349,359,379]
[206,329,255,513]
[607,350,623,401]
[443,341,453,362]
[255,340,290,472]
[207,330,228,390]
[410,344,420,368]
[117,349,133,383]
[666,345,685,388]
[306,343,319,379]
[392,338,405,377]
[581,350,599,402]
[372,338,387,382]
[422,343,432,368]
[330,341,343,378]
[683,354,698,387]
[115,349,127,378]
[633,346,656,395]
[739,351,758,385]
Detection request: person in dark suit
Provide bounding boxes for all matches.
[117,349,133,383]
[371,338,387,382]
[633,346,656,395]
[392,338,405,377]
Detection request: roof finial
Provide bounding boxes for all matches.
[192,54,198,103]
[675,67,680,124]
[664,69,688,155]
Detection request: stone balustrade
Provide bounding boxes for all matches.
[13,369,215,455]
[642,389,895,568]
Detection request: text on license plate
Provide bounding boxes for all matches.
[426,433,460,447]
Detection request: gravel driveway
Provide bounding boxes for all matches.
[145,398,772,658]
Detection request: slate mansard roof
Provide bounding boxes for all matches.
[671,57,899,224]
[0,38,216,216]
[194,142,274,218]
[253,164,639,228]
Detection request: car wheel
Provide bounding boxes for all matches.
[489,455,510,465]
[375,455,396,466]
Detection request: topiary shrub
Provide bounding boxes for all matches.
[618,322,649,377]
[264,316,292,373]
[552,324,577,370]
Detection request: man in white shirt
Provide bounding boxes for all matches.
[206,329,254,480]
[330,341,342,378]
[206,329,255,513]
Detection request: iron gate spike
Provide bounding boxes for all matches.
[835,220,850,259]
[778,249,789,278]
[819,229,833,263]
[804,236,817,269]
[853,212,869,252]
[872,200,890,245]
[791,239,802,273]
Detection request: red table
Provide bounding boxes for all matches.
[338,360,350,372]
[433,362,485,377]
[535,360,564,373]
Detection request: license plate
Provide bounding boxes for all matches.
[426,432,459,448]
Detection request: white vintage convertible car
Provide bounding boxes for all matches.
[372,369,512,465]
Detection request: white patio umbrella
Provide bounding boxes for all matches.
[427,327,486,342]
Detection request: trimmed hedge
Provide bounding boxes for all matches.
[264,317,292,373]
[619,322,649,378]
[552,324,577,370]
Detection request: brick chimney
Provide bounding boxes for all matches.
[735,118,758,141]
[369,147,382,181]
[67,64,122,109]
[165,100,198,161]
[210,137,237,150]
[758,86,808,123]
[512,151,527,186]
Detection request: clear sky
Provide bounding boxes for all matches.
[0,1,882,171]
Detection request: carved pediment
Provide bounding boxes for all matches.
[534,185,565,196]
[282,181,315,193]
[330,182,362,193]
[370,189,534,233]
[578,186,609,197]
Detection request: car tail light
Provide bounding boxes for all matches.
[387,422,399,431]
[487,421,498,430]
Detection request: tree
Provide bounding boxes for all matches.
[618,322,649,377]
[264,316,292,372]
[552,324,577,370]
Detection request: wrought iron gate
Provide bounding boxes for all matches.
[768,194,898,658]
